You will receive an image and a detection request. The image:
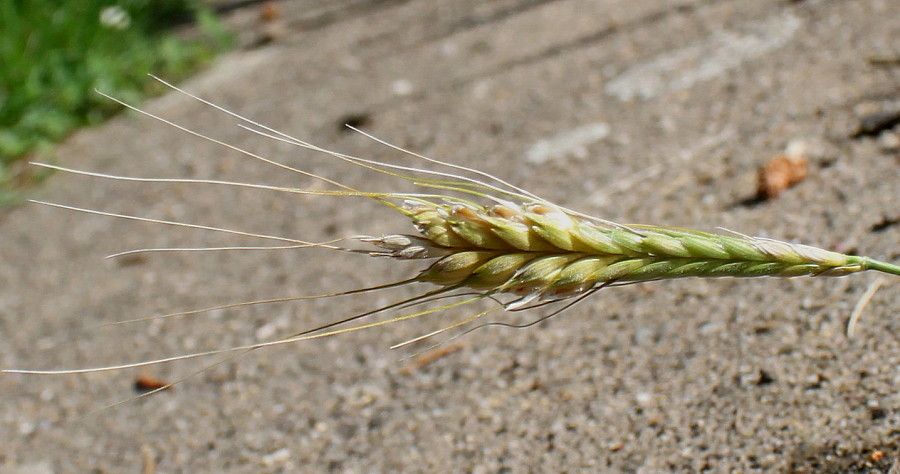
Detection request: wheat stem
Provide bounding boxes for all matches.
[852,256,900,276]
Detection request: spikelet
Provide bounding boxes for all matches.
[382,200,871,304]
[3,77,897,400]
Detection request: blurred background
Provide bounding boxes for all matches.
[0,0,232,203]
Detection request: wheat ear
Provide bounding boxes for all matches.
[3,78,897,393]
[379,201,894,309]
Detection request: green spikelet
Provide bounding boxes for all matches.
[373,200,898,303]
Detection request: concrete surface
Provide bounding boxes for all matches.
[1,0,898,472]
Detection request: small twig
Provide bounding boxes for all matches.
[399,342,465,375]
[867,55,900,67]
[847,277,885,338]
[141,444,157,474]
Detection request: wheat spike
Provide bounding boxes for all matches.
[3,77,897,392]
[368,200,894,308]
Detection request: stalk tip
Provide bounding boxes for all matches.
[857,257,900,276]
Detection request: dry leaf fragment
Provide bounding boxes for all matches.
[756,144,809,199]
[134,373,173,392]
[260,1,280,22]
[399,343,464,375]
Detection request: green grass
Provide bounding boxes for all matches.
[0,0,233,202]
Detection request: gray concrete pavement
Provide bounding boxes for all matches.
[2,0,898,471]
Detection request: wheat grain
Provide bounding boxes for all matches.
[3,78,897,399]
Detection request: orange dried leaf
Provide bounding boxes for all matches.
[399,343,464,375]
[134,373,173,392]
[756,153,808,199]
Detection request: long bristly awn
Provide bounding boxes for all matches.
[3,77,898,408]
